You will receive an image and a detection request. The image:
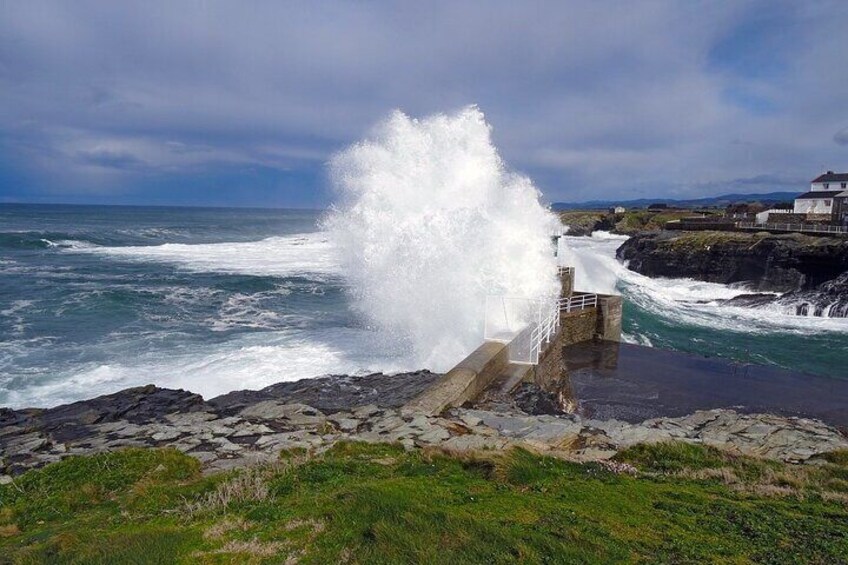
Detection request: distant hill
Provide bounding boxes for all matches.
[551,191,799,211]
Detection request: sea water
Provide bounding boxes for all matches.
[560,232,848,378]
[0,204,423,408]
[2,205,847,409]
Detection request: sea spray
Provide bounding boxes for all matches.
[323,106,560,370]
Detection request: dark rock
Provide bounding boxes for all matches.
[38,385,209,427]
[777,271,848,318]
[0,385,211,448]
[209,371,441,415]
[717,293,779,308]
[617,231,848,293]
[563,214,617,236]
[512,382,565,415]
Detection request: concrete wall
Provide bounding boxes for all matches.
[596,295,622,342]
[559,268,574,299]
[403,341,508,416]
[560,309,597,345]
[533,326,564,393]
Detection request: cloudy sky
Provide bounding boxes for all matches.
[2,1,848,207]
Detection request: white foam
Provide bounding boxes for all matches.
[561,232,848,335]
[1,327,419,409]
[69,233,340,278]
[323,106,560,371]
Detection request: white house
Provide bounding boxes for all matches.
[793,171,848,214]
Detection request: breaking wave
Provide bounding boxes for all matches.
[561,232,848,335]
[323,106,560,370]
[71,233,340,279]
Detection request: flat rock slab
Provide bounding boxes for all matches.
[2,378,847,481]
[209,371,441,415]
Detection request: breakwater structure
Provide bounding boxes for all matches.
[405,263,622,416]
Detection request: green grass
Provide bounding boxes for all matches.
[1,442,847,563]
[616,210,699,234]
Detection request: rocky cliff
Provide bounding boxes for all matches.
[616,231,848,293]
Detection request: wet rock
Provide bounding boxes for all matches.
[778,271,848,318]
[209,371,442,415]
[41,385,208,427]
[717,293,779,308]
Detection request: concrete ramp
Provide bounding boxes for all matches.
[403,341,509,416]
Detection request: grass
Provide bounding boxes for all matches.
[1,442,847,563]
[557,208,703,236]
[615,210,697,234]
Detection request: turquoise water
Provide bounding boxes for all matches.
[562,233,848,380]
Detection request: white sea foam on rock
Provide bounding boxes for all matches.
[324,106,560,371]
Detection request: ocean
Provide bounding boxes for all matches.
[562,232,848,379]
[1,203,846,409]
[0,204,417,408]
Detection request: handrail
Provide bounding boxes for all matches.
[483,295,561,365]
[559,294,598,312]
[527,298,560,365]
[736,221,848,234]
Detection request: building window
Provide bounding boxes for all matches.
[842,182,847,189]
[825,200,832,206]
[824,183,830,189]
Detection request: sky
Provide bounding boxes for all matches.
[2,1,848,208]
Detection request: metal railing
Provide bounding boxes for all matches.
[559,293,598,312]
[483,295,561,365]
[526,298,560,365]
[558,266,574,277]
[736,222,848,235]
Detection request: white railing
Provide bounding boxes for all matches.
[484,295,560,365]
[736,222,848,235]
[559,293,598,312]
[526,298,560,365]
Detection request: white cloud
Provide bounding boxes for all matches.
[1,1,847,202]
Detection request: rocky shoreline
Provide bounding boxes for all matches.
[3,372,846,481]
[616,230,848,316]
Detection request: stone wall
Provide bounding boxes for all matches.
[532,327,564,392]
[596,295,622,341]
[560,309,597,345]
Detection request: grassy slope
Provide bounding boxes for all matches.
[558,209,710,236]
[1,442,847,564]
[614,210,710,235]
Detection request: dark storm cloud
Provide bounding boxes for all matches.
[1,0,847,205]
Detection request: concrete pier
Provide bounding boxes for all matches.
[405,264,623,415]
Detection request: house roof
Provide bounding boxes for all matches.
[795,191,838,200]
[811,171,848,183]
